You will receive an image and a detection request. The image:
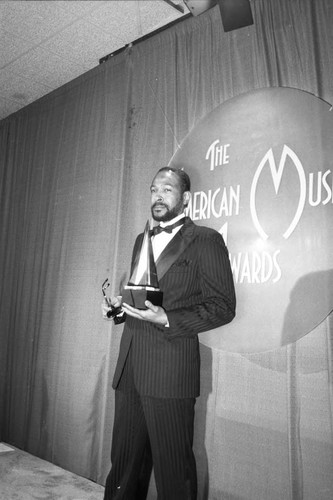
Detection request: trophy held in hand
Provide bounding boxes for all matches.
[122,221,163,309]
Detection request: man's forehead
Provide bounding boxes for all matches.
[151,170,179,186]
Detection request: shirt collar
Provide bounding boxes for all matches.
[159,213,185,228]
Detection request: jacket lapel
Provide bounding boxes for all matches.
[156,217,196,281]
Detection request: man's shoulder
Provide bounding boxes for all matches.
[192,222,217,235]
[190,220,222,237]
[188,220,225,246]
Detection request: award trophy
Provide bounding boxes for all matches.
[122,221,163,309]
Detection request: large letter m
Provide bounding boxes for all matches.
[250,145,306,240]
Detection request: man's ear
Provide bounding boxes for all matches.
[183,191,191,207]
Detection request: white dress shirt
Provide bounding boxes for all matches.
[152,214,185,261]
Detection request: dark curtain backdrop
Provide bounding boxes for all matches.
[1,1,332,499]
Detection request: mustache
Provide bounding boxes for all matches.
[152,202,169,209]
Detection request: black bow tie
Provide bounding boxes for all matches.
[150,219,184,236]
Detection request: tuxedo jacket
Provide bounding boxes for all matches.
[112,217,236,398]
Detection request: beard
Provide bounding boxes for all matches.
[151,200,184,222]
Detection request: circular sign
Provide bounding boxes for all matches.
[170,87,333,353]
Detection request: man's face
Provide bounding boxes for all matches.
[150,170,187,222]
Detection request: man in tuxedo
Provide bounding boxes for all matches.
[102,167,236,500]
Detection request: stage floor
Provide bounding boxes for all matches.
[0,443,104,499]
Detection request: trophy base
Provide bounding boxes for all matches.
[122,286,163,309]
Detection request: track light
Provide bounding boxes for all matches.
[184,0,254,32]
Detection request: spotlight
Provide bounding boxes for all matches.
[184,0,254,32]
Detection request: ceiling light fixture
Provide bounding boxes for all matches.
[184,0,254,31]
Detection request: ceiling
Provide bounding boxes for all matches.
[0,0,191,121]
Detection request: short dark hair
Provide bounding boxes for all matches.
[157,167,191,193]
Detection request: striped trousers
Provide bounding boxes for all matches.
[104,350,197,500]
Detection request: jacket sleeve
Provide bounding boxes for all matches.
[164,232,236,339]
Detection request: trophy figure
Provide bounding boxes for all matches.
[122,221,163,309]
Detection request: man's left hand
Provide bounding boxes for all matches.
[122,300,168,326]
